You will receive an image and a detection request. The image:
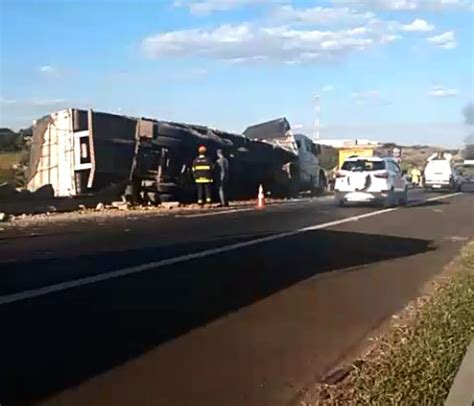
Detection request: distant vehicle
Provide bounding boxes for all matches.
[423,158,461,192]
[337,145,375,169]
[456,160,474,192]
[334,156,408,207]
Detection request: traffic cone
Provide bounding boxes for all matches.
[257,184,266,209]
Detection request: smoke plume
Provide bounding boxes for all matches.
[463,102,474,159]
[463,102,474,126]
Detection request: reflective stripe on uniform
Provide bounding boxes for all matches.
[195,178,213,183]
[194,165,211,170]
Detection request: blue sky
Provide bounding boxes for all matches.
[0,0,473,147]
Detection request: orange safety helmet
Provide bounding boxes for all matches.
[198,145,207,154]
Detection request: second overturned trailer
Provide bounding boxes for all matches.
[27,109,297,202]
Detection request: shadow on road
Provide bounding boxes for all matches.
[0,229,434,405]
[406,200,450,208]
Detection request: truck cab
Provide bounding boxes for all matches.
[293,133,326,194]
[243,118,326,196]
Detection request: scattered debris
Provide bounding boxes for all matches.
[0,212,6,222]
[111,201,129,211]
[95,203,105,211]
[161,201,180,210]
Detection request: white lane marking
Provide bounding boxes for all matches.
[0,192,462,306]
[179,197,330,218]
[406,192,461,207]
[180,208,255,218]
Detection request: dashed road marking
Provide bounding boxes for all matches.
[0,192,462,306]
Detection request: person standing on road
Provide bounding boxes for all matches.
[215,149,230,207]
[192,145,213,206]
[410,167,422,187]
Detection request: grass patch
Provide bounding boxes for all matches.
[0,151,28,185]
[305,241,474,405]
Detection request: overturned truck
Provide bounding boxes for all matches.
[27,109,297,203]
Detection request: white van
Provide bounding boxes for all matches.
[423,159,461,192]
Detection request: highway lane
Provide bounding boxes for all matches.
[0,190,472,405]
[0,190,429,296]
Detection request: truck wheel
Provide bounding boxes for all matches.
[157,182,178,194]
[159,193,175,203]
[158,123,190,139]
[400,188,408,205]
[154,136,182,149]
[383,189,395,208]
[318,172,327,194]
[145,191,160,205]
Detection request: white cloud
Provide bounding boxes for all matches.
[352,89,379,99]
[270,5,375,26]
[339,0,472,11]
[380,34,401,43]
[352,89,392,105]
[427,31,457,49]
[322,85,335,92]
[428,85,459,97]
[142,21,409,64]
[400,19,434,32]
[172,67,209,79]
[39,65,58,74]
[0,98,17,104]
[30,98,67,106]
[175,0,274,15]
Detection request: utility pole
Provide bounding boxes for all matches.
[314,94,320,140]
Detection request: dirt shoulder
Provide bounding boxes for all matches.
[299,240,474,405]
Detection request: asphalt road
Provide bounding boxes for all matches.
[0,190,473,405]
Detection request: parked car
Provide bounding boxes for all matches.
[423,158,461,192]
[334,156,408,207]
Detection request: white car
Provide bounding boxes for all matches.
[334,156,409,207]
[423,158,461,192]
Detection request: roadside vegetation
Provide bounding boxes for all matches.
[0,151,28,185]
[0,127,30,186]
[303,241,474,405]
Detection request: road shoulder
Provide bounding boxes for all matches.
[299,240,474,405]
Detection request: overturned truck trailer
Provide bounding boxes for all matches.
[27,109,296,202]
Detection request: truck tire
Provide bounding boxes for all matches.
[159,193,175,203]
[312,172,327,196]
[157,183,178,194]
[383,189,396,208]
[400,188,408,205]
[154,136,182,149]
[158,124,191,140]
[145,191,160,205]
[318,172,327,194]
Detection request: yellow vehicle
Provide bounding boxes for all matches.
[338,146,374,169]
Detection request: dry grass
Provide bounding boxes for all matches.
[300,241,474,405]
[0,151,28,185]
